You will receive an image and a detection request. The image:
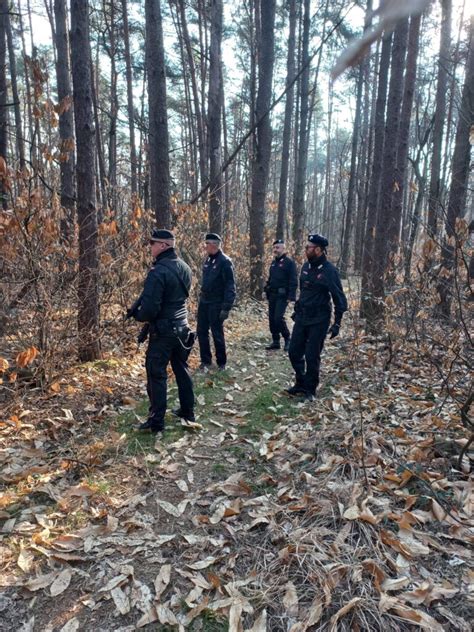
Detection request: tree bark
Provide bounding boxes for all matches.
[249,0,276,298]
[426,0,451,239]
[121,0,138,196]
[291,0,310,245]
[360,31,392,320]
[53,0,76,235]
[145,0,171,227]
[437,17,473,317]
[0,0,8,208]
[388,14,421,261]
[370,19,409,320]
[207,0,223,235]
[6,10,25,170]
[70,0,101,361]
[276,0,296,241]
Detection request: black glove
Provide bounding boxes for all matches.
[328,323,340,339]
[137,323,149,344]
[125,307,135,320]
[219,309,230,322]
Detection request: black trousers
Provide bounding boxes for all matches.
[146,334,194,428]
[197,302,227,367]
[268,296,290,342]
[288,319,329,395]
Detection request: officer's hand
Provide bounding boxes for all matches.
[291,311,296,322]
[328,323,340,339]
[125,307,134,320]
[219,309,230,322]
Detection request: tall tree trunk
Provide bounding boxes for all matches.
[177,0,207,190]
[0,0,7,208]
[145,0,171,227]
[91,62,107,217]
[249,0,276,298]
[292,0,310,246]
[437,18,473,317]
[322,79,333,236]
[360,31,392,320]
[370,19,409,321]
[70,0,101,361]
[389,14,421,264]
[17,0,34,169]
[6,11,25,170]
[426,0,451,239]
[207,0,223,235]
[276,0,296,240]
[106,0,118,209]
[53,0,75,235]
[339,65,364,277]
[121,0,138,196]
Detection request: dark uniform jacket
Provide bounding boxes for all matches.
[295,254,347,325]
[135,248,192,324]
[200,250,236,310]
[265,254,298,301]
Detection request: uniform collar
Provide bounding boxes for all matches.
[275,253,286,261]
[154,247,176,264]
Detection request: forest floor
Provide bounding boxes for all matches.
[0,303,472,632]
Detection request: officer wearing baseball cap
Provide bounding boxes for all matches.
[264,239,297,351]
[127,229,195,432]
[285,233,347,401]
[197,233,236,370]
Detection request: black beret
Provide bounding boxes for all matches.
[205,233,222,242]
[151,229,175,241]
[273,239,285,245]
[308,233,328,248]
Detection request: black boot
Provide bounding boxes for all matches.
[171,408,196,422]
[137,419,164,433]
[265,341,280,350]
[283,338,290,352]
[284,385,306,397]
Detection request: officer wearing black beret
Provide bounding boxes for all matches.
[264,239,298,351]
[127,229,195,432]
[197,233,236,370]
[286,234,347,401]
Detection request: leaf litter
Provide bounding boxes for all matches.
[0,306,472,630]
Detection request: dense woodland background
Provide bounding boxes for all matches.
[0,2,473,629]
[0,0,472,365]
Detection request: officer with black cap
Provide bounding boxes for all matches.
[264,239,298,351]
[286,233,347,401]
[127,229,195,432]
[197,233,236,370]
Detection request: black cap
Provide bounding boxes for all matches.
[205,233,222,242]
[150,229,175,241]
[308,233,328,248]
[273,239,285,245]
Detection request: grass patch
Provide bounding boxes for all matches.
[240,384,293,437]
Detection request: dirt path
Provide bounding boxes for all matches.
[1,306,472,631]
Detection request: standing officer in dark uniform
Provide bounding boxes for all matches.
[264,239,298,351]
[128,229,195,432]
[197,233,236,370]
[286,234,347,401]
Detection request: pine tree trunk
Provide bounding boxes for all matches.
[0,0,8,209]
[53,0,75,236]
[177,0,207,190]
[426,0,451,239]
[70,0,101,361]
[145,0,171,227]
[437,18,473,317]
[121,0,138,196]
[249,0,276,298]
[292,0,310,246]
[389,15,421,263]
[340,65,364,277]
[6,11,25,170]
[276,0,296,241]
[360,31,392,320]
[207,0,223,235]
[370,20,409,321]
